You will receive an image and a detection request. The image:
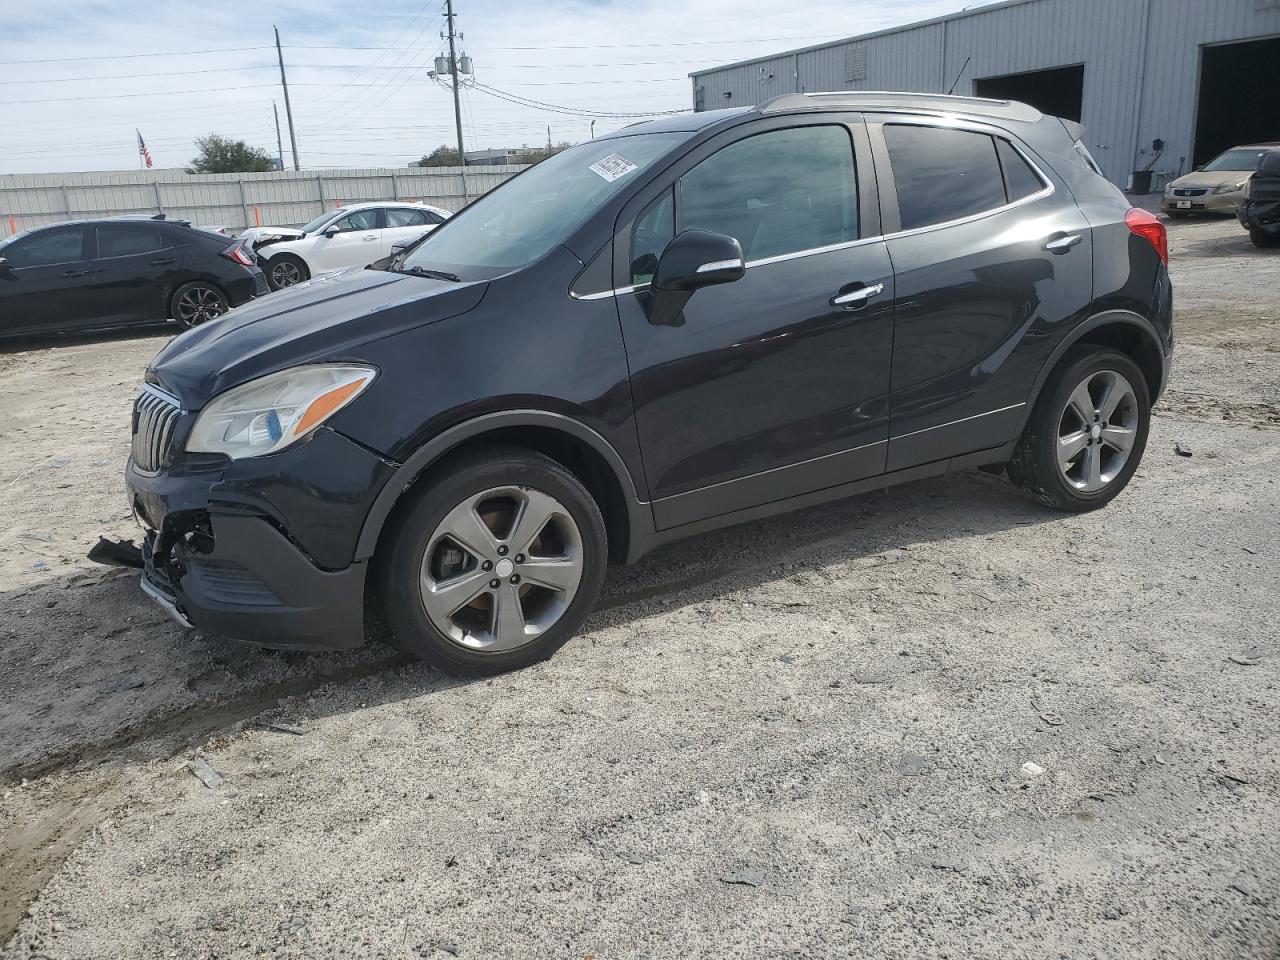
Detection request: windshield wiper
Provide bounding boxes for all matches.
[398,265,461,282]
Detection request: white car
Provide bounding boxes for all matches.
[247,201,452,290]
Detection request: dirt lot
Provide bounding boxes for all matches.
[2,214,1278,959]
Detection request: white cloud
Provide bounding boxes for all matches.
[1,0,984,173]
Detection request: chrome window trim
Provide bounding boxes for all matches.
[891,402,1025,441]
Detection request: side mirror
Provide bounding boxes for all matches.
[647,229,745,327]
[390,239,413,256]
[0,257,10,271]
[322,228,339,239]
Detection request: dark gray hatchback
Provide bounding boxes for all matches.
[124,92,1172,674]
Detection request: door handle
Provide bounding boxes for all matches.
[60,269,88,279]
[149,257,177,265]
[831,282,885,306]
[1044,233,1083,253]
[362,235,377,242]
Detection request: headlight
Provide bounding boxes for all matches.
[1213,182,1244,195]
[187,364,376,459]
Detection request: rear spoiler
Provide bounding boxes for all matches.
[1059,118,1087,143]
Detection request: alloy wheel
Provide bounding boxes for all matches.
[271,260,304,287]
[418,485,584,653]
[175,285,227,326]
[1057,369,1139,493]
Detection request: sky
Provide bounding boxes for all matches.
[1,0,996,174]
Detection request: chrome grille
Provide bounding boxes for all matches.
[131,385,182,473]
[1173,188,1209,198]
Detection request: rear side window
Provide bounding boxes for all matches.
[3,228,87,267]
[679,125,859,262]
[997,139,1046,202]
[884,125,1008,230]
[97,225,167,258]
[386,208,430,227]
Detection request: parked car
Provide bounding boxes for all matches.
[0,215,266,341]
[1237,148,1280,247]
[246,201,451,290]
[125,91,1172,675]
[1162,143,1279,216]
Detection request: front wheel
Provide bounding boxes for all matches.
[1009,346,1151,512]
[267,254,310,290]
[1249,228,1279,249]
[378,445,608,675]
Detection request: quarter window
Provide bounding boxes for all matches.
[883,125,1008,230]
[629,190,674,285]
[679,125,859,262]
[3,228,87,267]
[97,225,166,258]
[997,139,1046,203]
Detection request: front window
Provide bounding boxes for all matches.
[401,133,682,281]
[333,210,380,232]
[1202,149,1269,172]
[0,228,88,267]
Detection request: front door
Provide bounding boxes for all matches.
[309,208,384,272]
[0,226,96,338]
[867,117,1094,470]
[614,119,895,530]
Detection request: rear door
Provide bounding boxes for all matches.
[308,208,384,272]
[867,115,1094,470]
[0,226,95,337]
[90,222,181,325]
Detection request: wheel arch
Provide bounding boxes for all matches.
[354,411,650,566]
[1019,310,1168,432]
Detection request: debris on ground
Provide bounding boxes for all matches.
[186,758,224,789]
[86,537,144,569]
[1175,444,1194,457]
[719,867,766,887]
[256,721,306,736]
[1020,761,1046,779]
[1228,654,1261,666]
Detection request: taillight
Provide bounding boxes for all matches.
[223,242,255,267]
[1125,208,1168,266]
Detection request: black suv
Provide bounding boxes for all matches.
[125,92,1172,674]
[1239,148,1280,248]
[0,216,266,340]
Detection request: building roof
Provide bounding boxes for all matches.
[689,0,1043,78]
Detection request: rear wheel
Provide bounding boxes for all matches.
[378,445,608,675]
[1249,228,1279,249]
[170,281,229,327]
[267,254,310,290]
[1010,347,1150,512]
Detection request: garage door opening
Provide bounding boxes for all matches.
[1194,36,1280,169]
[973,64,1084,122]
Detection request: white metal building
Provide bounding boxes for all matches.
[690,0,1280,189]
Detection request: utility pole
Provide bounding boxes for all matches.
[273,102,285,171]
[444,0,468,202]
[274,26,301,170]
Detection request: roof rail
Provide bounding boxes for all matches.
[756,91,1043,123]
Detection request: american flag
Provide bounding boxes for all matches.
[137,129,153,169]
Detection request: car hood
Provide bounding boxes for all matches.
[1169,170,1253,190]
[240,226,306,248]
[147,267,488,405]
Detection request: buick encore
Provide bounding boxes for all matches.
[125,92,1173,674]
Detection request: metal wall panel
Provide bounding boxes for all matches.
[690,0,1280,187]
[0,165,527,236]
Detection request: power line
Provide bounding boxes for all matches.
[465,80,685,119]
[0,84,276,105]
[0,65,278,85]
[287,34,847,52]
[0,46,272,66]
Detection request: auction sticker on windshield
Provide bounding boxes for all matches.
[589,154,638,183]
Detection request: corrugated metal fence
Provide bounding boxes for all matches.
[0,165,529,237]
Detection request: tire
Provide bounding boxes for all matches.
[169,281,229,327]
[1249,228,1278,249]
[377,444,608,675]
[1009,346,1151,512]
[266,253,310,290]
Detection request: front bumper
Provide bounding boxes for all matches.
[1238,200,1280,236]
[126,427,396,650]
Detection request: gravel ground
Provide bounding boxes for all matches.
[2,213,1278,959]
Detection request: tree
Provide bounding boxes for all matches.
[417,145,462,167]
[187,135,276,174]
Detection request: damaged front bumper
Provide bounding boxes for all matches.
[125,427,395,650]
[1238,199,1280,237]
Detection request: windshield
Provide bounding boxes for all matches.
[401,133,682,280]
[300,210,342,234]
[1202,149,1269,172]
